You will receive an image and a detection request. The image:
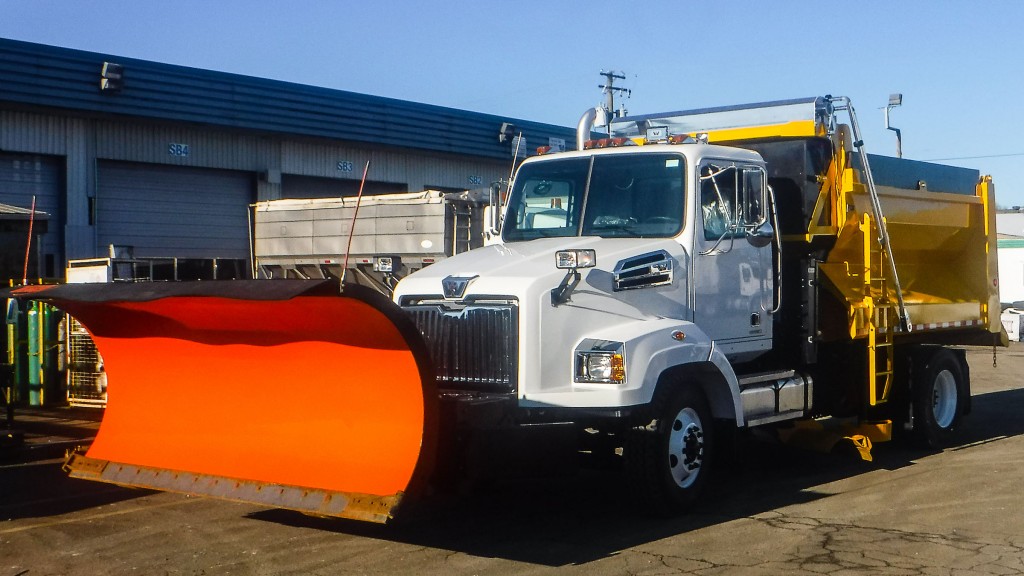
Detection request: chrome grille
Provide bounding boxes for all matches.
[404,300,518,393]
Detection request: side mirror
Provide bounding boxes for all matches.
[747,220,774,248]
[488,181,505,235]
[741,167,769,230]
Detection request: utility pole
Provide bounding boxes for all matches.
[598,70,630,120]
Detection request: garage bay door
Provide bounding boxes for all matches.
[97,162,253,259]
[281,174,407,198]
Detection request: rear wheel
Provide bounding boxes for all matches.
[911,348,967,448]
[626,385,714,514]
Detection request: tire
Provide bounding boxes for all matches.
[626,385,714,514]
[911,348,967,448]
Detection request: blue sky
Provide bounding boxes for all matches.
[3,0,1023,206]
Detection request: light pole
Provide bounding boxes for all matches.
[884,93,903,158]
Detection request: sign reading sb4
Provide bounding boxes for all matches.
[168,143,190,157]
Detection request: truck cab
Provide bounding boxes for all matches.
[394,141,775,414]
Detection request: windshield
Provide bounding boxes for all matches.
[501,153,686,241]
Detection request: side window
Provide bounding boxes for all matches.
[700,163,766,241]
[701,164,736,241]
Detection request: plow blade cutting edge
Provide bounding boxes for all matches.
[11,280,437,523]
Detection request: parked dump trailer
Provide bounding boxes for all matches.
[8,96,1004,523]
[253,189,488,294]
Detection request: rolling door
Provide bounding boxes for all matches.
[282,174,407,198]
[0,153,63,278]
[97,162,253,259]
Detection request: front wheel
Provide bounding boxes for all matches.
[911,348,967,448]
[626,385,714,514]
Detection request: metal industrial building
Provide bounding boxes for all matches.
[0,38,575,280]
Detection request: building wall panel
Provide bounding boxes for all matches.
[93,122,267,171]
[1,111,68,155]
[280,140,507,193]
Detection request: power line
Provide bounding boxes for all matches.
[921,152,1024,161]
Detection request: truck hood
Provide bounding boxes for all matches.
[393,236,683,302]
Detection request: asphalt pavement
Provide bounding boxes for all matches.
[2,343,1023,575]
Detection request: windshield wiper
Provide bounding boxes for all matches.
[590,224,644,237]
[534,228,574,237]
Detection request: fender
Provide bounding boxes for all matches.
[556,318,743,422]
[629,323,743,424]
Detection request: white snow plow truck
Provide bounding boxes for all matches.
[11,95,1004,523]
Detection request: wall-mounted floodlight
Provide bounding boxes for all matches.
[884,93,902,157]
[499,122,516,143]
[100,62,124,92]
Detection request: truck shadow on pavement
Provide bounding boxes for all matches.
[248,385,1024,567]
[0,455,154,520]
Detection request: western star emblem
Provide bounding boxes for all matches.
[442,275,478,299]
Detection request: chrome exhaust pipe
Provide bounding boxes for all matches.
[576,107,608,150]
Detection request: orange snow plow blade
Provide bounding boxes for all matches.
[11,280,437,523]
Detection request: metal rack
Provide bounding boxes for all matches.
[65,316,106,408]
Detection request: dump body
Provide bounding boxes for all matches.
[820,177,999,338]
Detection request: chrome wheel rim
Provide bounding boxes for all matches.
[932,369,958,429]
[667,407,704,488]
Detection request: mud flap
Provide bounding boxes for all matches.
[11,280,437,523]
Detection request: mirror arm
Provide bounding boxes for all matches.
[551,269,581,306]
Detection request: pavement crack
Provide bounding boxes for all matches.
[753,513,1024,575]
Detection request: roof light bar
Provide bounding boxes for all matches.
[582,137,637,150]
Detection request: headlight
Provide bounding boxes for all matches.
[575,339,626,384]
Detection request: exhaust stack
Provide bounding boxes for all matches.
[576,107,609,150]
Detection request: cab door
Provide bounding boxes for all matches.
[692,160,773,359]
